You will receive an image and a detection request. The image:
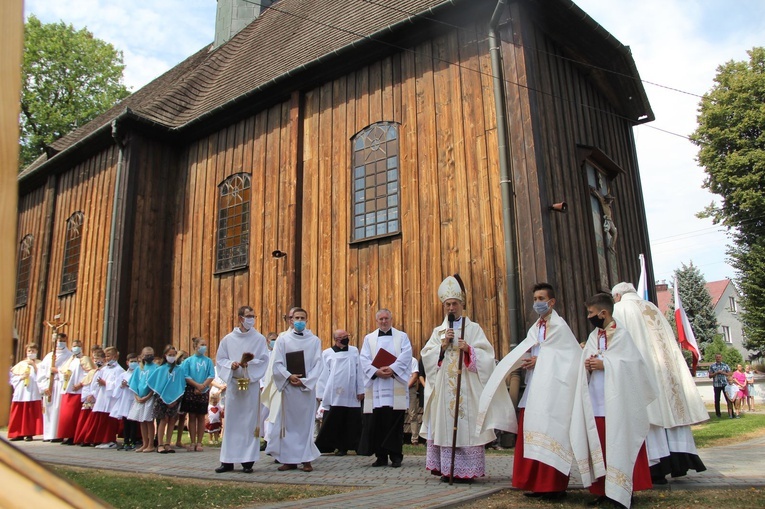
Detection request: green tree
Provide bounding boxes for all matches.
[20,15,130,168]
[665,262,719,352]
[703,336,744,367]
[691,47,765,357]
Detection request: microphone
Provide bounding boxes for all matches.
[448,313,456,342]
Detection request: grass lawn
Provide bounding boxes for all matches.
[52,466,354,509]
[462,487,765,509]
[691,412,765,448]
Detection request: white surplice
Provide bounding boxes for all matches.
[91,362,125,414]
[570,321,655,509]
[110,368,135,419]
[318,346,364,409]
[614,293,708,461]
[37,347,73,439]
[359,328,412,412]
[265,329,323,464]
[11,360,42,402]
[216,326,270,464]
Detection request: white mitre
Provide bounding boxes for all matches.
[438,275,465,303]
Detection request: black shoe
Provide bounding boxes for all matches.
[24,436,33,442]
[51,438,63,443]
[9,437,23,442]
[390,459,402,468]
[540,491,567,500]
[335,450,347,456]
[652,475,668,485]
[42,439,51,443]
[371,459,388,467]
[524,492,545,498]
[588,496,608,506]
[242,467,253,473]
[440,476,450,483]
[215,464,234,473]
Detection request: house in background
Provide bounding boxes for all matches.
[657,279,749,360]
[14,0,655,362]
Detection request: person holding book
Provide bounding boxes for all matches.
[358,309,413,468]
[265,308,323,472]
[214,305,270,473]
[421,275,509,483]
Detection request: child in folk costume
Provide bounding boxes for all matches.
[57,340,91,445]
[128,347,158,453]
[8,343,44,441]
[74,349,104,445]
[147,345,186,454]
[206,392,223,444]
[182,338,216,452]
[112,353,140,450]
[90,346,125,449]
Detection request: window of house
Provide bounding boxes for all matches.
[351,122,400,243]
[216,173,251,273]
[60,211,84,296]
[583,158,619,291]
[729,296,737,313]
[722,325,732,344]
[15,234,34,308]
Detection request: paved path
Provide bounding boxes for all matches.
[6,434,765,508]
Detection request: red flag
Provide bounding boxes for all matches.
[674,277,701,375]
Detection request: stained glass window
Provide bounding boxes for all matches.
[15,235,33,307]
[216,173,251,273]
[60,211,84,295]
[351,122,400,242]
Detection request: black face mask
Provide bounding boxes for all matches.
[143,355,154,363]
[340,337,350,346]
[588,314,606,330]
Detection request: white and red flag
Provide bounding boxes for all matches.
[674,276,701,374]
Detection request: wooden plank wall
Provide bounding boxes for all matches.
[501,11,650,341]
[300,25,509,355]
[14,186,46,358]
[165,102,297,358]
[20,148,119,357]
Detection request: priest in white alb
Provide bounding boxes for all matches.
[480,283,581,496]
[214,305,270,473]
[421,275,513,483]
[315,329,364,455]
[265,308,323,472]
[612,282,707,483]
[37,333,73,441]
[571,293,655,509]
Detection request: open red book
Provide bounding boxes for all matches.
[371,348,397,368]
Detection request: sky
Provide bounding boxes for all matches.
[24,0,765,287]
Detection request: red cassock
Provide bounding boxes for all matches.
[589,416,652,496]
[57,393,83,439]
[73,407,93,444]
[512,408,570,492]
[83,412,120,445]
[7,401,43,439]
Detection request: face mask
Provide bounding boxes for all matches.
[198,345,207,355]
[293,321,306,333]
[589,313,606,330]
[269,340,276,348]
[95,360,104,367]
[57,341,67,349]
[28,352,37,360]
[533,301,550,315]
[242,317,255,330]
[129,362,139,370]
[72,346,82,355]
[107,359,117,366]
[340,337,350,346]
[166,355,177,364]
[143,355,154,363]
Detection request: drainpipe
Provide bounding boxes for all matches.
[488,0,520,354]
[102,119,126,348]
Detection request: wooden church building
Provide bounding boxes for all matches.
[14,0,655,360]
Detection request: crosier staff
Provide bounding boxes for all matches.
[448,273,467,486]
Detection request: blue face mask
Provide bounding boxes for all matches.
[198,345,207,355]
[533,301,550,315]
[129,362,139,371]
[293,321,306,333]
[269,340,276,348]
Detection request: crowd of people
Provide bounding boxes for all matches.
[8,277,728,508]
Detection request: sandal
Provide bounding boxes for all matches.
[195,444,203,452]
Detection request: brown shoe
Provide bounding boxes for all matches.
[277,464,298,471]
[300,462,313,472]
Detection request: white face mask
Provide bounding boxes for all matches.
[57,341,67,349]
[242,317,255,330]
[27,352,37,360]
[166,355,177,364]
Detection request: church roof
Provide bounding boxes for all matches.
[20,0,653,183]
